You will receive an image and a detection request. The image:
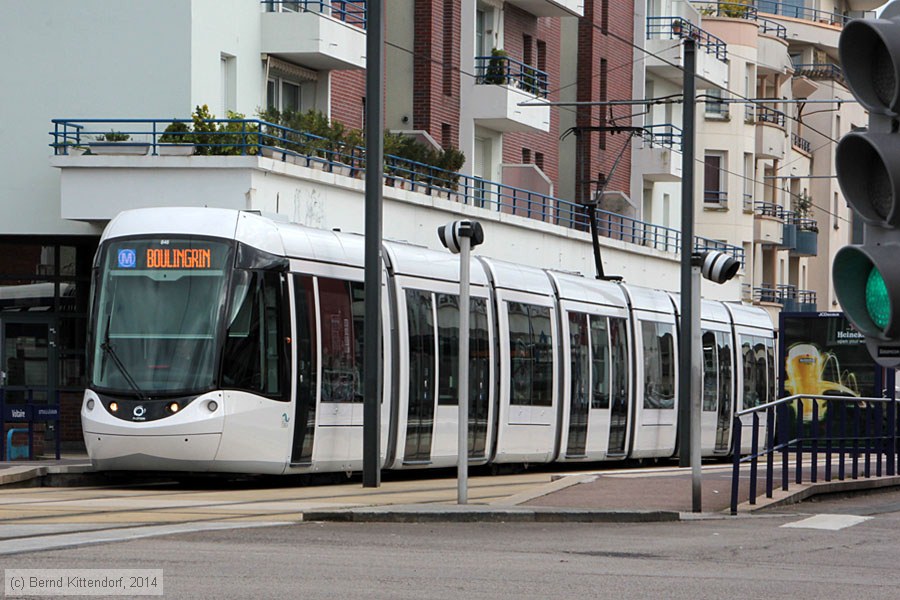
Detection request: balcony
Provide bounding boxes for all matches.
[260,1,366,70]
[472,55,550,133]
[779,285,817,313]
[755,106,786,160]
[790,216,819,257]
[645,17,729,89]
[635,124,683,182]
[503,0,583,17]
[792,63,846,87]
[49,117,744,266]
[753,201,784,245]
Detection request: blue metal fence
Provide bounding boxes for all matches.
[646,17,728,61]
[474,55,550,98]
[261,0,367,28]
[730,394,898,514]
[50,117,744,264]
[689,1,788,39]
[754,0,848,26]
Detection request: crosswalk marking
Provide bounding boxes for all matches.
[781,514,872,531]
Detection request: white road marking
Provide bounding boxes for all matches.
[0,521,290,556]
[781,514,872,531]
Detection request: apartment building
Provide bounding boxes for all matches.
[632,0,881,327]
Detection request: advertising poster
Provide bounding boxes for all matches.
[779,312,893,424]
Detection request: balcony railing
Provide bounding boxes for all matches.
[49,118,744,265]
[756,106,786,127]
[690,1,788,39]
[791,132,811,153]
[646,17,728,62]
[262,0,367,28]
[755,201,785,220]
[704,190,728,206]
[641,124,683,150]
[754,1,848,26]
[792,63,845,86]
[475,55,549,98]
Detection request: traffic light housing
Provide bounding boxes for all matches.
[833,2,900,366]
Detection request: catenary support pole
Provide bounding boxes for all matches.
[677,36,696,464]
[458,236,471,504]
[691,259,702,511]
[363,0,384,488]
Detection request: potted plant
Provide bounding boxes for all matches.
[217,111,259,156]
[483,48,509,85]
[191,105,219,155]
[157,120,195,155]
[89,130,150,155]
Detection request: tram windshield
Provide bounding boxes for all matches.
[90,238,232,396]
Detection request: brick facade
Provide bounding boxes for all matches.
[576,0,633,203]
[412,0,461,148]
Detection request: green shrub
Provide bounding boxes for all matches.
[159,120,192,144]
[97,130,130,142]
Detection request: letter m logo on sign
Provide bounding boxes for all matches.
[117,249,136,269]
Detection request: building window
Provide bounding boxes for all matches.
[704,152,727,206]
[442,123,452,149]
[522,148,531,164]
[267,77,302,113]
[599,59,608,150]
[705,88,729,119]
[743,153,754,212]
[443,0,454,96]
[535,152,544,171]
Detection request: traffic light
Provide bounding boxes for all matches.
[833,2,900,366]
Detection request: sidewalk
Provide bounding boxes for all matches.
[3,457,899,523]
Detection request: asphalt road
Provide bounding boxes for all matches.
[5,491,900,600]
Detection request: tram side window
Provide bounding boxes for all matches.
[741,335,771,409]
[436,294,491,408]
[702,330,718,412]
[509,302,553,407]
[589,315,610,409]
[407,289,435,411]
[222,270,286,398]
[716,331,733,413]
[319,278,365,403]
[609,318,628,409]
[642,321,675,409]
[569,312,590,410]
[437,293,459,406]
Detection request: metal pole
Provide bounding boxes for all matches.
[458,236,471,504]
[677,37,696,475]
[690,261,702,512]
[362,0,384,488]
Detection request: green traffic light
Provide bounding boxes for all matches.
[866,266,891,330]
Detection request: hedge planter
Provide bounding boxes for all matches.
[89,142,151,156]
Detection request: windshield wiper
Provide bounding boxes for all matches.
[101,316,146,401]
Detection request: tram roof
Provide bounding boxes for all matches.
[724,302,775,334]
[382,241,490,287]
[666,292,732,325]
[621,284,678,316]
[477,257,555,297]
[546,271,628,309]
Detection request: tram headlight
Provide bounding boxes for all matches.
[168,402,180,413]
[207,400,218,413]
[109,402,119,413]
[86,399,94,411]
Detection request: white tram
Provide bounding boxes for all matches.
[82,208,776,474]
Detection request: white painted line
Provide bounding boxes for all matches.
[0,521,291,556]
[781,514,873,531]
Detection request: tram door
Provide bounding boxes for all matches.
[700,329,734,454]
[0,316,57,407]
[563,312,630,460]
[290,275,316,465]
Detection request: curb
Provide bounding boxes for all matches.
[738,475,900,513]
[299,506,681,523]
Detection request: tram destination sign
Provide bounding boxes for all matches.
[117,247,213,270]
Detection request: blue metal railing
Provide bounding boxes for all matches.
[756,105,786,127]
[474,55,550,98]
[646,17,728,62]
[730,394,898,514]
[50,117,744,264]
[754,1,848,26]
[690,1,788,39]
[704,190,728,205]
[261,0,367,28]
[642,124,683,150]
[791,131,811,153]
[754,200,784,219]
[792,63,845,85]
